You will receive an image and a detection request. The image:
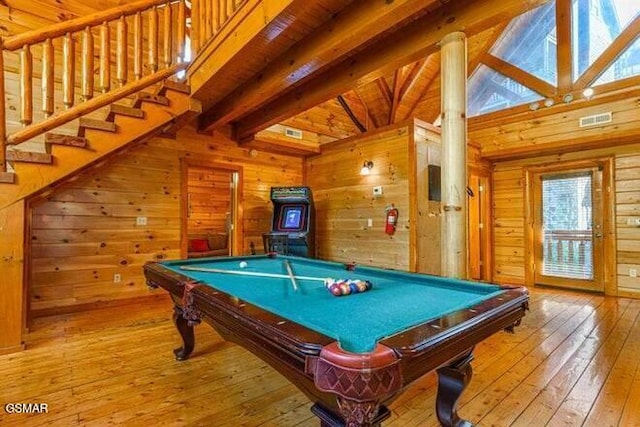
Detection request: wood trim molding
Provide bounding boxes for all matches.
[523,157,616,295]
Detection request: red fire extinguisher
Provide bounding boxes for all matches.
[385,205,399,235]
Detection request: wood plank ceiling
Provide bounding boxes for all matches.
[4,0,639,154]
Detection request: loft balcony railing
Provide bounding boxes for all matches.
[0,0,247,178]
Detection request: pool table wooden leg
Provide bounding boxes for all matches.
[172,306,195,361]
[435,350,475,427]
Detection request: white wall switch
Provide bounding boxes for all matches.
[136,216,147,226]
[630,268,637,278]
[367,218,373,227]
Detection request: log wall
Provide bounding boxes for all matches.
[471,95,640,297]
[306,124,412,270]
[186,166,232,234]
[305,120,442,273]
[29,125,303,314]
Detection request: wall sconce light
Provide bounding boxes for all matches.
[360,160,374,176]
[583,87,594,100]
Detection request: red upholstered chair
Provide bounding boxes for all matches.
[188,232,229,258]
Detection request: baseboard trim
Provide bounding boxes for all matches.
[31,293,171,319]
[0,343,26,355]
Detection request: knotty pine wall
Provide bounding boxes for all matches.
[29,125,303,315]
[186,166,232,234]
[478,103,640,297]
[305,119,441,273]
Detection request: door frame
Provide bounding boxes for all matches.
[524,157,616,295]
[180,159,243,257]
[468,168,492,282]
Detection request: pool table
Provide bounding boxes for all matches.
[144,255,528,427]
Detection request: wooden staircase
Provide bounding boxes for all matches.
[0,81,194,210]
[0,0,202,210]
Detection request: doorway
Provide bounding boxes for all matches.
[181,160,242,257]
[526,159,614,292]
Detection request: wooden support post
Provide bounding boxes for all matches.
[206,0,214,40]
[177,0,186,62]
[99,21,111,93]
[163,1,173,67]
[42,39,54,117]
[149,6,159,72]
[226,0,234,18]
[116,16,128,86]
[62,32,75,108]
[81,27,94,100]
[440,31,467,279]
[134,12,143,79]
[191,0,200,54]
[20,45,33,126]
[0,200,26,354]
[0,41,5,171]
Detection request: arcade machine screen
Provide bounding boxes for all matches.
[279,205,306,231]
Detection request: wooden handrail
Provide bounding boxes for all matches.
[6,64,186,146]
[1,0,245,178]
[3,0,177,52]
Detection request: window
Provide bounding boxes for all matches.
[468,65,544,117]
[572,0,640,81]
[491,1,558,85]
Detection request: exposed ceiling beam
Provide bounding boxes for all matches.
[396,55,440,122]
[482,53,557,98]
[389,68,406,124]
[336,95,367,133]
[354,86,382,129]
[233,0,552,141]
[468,22,508,76]
[556,0,573,93]
[376,78,393,110]
[197,0,442,132]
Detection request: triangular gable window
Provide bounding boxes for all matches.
[468,65,544,117]
[573,0,640,81]
[593,35,640,85]
[491,1,558,86]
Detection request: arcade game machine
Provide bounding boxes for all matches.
[263,186,315,257]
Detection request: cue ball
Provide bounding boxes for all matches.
[239,261,248,268]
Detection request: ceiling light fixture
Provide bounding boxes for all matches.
[360,161,374,176]
[583,88,594,99]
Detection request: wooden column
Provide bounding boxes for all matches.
[440,31,467,279]
[0,200,26,354]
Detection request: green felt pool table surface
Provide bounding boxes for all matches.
[159,255,504,353]
[145,254,529,427]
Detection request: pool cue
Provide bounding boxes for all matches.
[179,265,326,282]
[283,260,299,291]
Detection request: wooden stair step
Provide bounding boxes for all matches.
[133,92,170,108]
[159,80,190,95]
[0,171,15,183]
[6,150,53,164]
[107,104,145,121]
[78,118,117,137]
[45,133,88,148]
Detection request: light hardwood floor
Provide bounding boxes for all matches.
[1,287,639,426]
